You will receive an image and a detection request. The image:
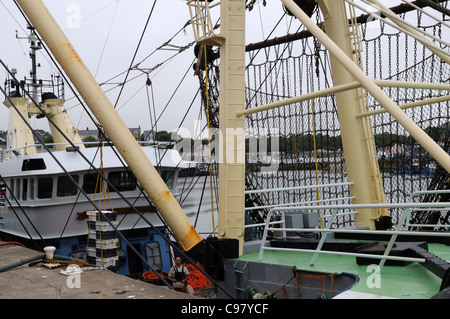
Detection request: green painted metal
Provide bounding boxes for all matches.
[238,243,448,299]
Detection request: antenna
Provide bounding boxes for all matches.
[16,24,43,103]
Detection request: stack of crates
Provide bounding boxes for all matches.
[86,210,119,269]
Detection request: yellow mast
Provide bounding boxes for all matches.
[188,0,245,255]
[315,0,386,229]
[187,0,247,254]
[217,0,247,255]
[15,0,203,252]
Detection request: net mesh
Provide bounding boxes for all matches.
[196,1,450,233]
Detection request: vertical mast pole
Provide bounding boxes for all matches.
[217,0,247,255]
[315,0,386,229]
[16,0,203,252]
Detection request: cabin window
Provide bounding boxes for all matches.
[161,170,174,189]
[22,158,46,171]
[9,179,14,200]
[30,179,35,200]
[82,173,100,194]
[108,171,137,192]
[22,178,28,201]
[15,179,20,200]
[38,177,53,199]
[57,175,79,197]
[145,241,162,272]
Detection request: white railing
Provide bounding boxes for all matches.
[405,189,450,230]
[187,0,221,43]
[244,182,354,229]
[257,200,450,270]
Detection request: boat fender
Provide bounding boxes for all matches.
[244,286,273,299]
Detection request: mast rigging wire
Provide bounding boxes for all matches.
[113,0,157,109]
[94,0,120,77]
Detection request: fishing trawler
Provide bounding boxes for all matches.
[0,0,449,299]
[186,0,450,299]
[0,24,187,277]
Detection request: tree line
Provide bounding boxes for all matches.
[42,124,448,151]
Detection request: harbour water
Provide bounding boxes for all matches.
[178,175,219,237]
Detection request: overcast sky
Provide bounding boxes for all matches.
[0,0,206,137]
[0,0,290,138]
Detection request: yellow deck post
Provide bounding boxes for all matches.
[315,0,386,229]
[217,0,247,255]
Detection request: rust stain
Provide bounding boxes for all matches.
[153,189,173,206]
[182,226,203,251]
[54,42,84,67]
[65,42,83,64]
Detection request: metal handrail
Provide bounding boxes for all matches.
[245,182,353,194]
[405,189,450,230]
[1,140,164,160]
[244,182,354,231]
[258,201,450,270]
[187,0,221,42]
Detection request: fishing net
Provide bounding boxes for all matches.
[196,1,450,233]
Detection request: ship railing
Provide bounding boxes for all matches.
[244,182,354,227]
[187,0,224,46]
[257,200,450,270]
[1,141,166,159]
[405,189,450,230]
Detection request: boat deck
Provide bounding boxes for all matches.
[238,242,450,299]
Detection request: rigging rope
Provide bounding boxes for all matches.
[417,0,450,16]
[113,0,158,109]
[86,144,116,268]
[203,44,216,237]
[94,0,120,77]
[0,175,46,250]
[310,99,322,228]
